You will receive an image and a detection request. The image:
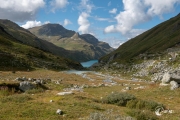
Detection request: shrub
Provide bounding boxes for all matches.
[25,88,44,94]
[102,92,136,106]
[126,109,158,120]
[126,99,163,111]
[87,109,135,120]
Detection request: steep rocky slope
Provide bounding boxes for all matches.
[29,24,114,62]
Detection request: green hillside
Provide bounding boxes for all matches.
[0,23,82,71]
[100,13,180,63]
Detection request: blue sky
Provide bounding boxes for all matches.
[0,0,180,48]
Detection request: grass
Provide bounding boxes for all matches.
[0,70,180,120]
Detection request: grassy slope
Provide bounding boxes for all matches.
[100,14,180,63]
[0,25,82,71]
[0,20,89,62]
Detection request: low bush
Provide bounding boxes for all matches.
[102,92,136,106]
[87,109,135,120]
[25,88,44,94]
[126,109,158,120]
[126,99,163,111]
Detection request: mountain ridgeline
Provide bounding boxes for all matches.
[29,24,114,62]
[99,13,180,64]
[0,19,83,70]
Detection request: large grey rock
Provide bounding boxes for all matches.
[19,81,36,92]
[161,72,171,84]
[162,72,180,84]
[170,81,179,90]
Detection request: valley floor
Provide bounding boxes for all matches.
[0,70,180,120]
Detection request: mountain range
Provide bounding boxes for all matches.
[29,24,114,62]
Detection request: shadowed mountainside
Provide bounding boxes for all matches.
[0,20,83,70]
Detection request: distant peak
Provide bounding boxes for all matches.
[73,32,80,37]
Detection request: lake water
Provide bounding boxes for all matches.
[81,60,98,68]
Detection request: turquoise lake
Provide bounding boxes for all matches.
[81,60,98,68]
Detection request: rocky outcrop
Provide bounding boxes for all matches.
[161,72,180,83]
[19,81,35,92]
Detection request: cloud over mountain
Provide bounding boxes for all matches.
[21,20,50,29]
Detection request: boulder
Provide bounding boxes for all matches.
[161,72,180,84]
[56,109,62,115]
[170,81,179,90]
[19,81,36,92]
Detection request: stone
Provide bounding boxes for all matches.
[170,81,179,90]
[57,91,73,95]
[15,77,23,81]
[19,81,36,92]
[125,87,131,90]
[161,72,171,84]
[56,109,62,115]
[22,77,27,81]
[161,72,180,84]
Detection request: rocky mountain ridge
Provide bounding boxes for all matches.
[29,24,114,62]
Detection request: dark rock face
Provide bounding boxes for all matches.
[19,81,35,92]
[38,24,75,37]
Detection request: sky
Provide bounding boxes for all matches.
[0,0,180,48]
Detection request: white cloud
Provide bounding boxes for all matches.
[101,37,124,48]
[104,25,117,33]
[0,0,45,22]
[125,29,146,39]
[78,12,90,34]
[108,1,111,6]
[104,0,180,37]
[63,19,72,26]
[50,0,69,12]
[79,0,94,13]
[109,8,117,14]
[94,16,115,22]
[144,0,180,16]
[21,20,50,29]
[78,0,94,34]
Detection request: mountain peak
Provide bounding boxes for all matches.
[80,34,99,44]
[37,23,75,37]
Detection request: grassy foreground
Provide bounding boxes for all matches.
[0,70,180,120]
